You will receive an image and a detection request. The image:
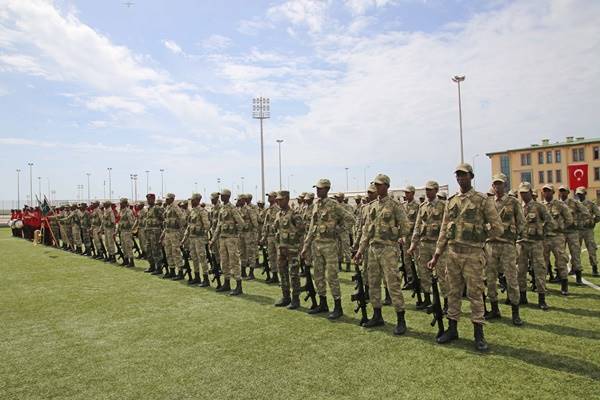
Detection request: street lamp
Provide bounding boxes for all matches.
[345,167,349,192]
[252,96,270,203]
[86,173,91,203]
[107,167,112,202]
[16,169,21,209]
[28,162,33,206]
[452,74,466,163]
[130,174,134,200]
[160,169,164,199]
[145,170,150,194]
[276,139,284,190]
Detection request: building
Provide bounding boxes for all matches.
[487,136,600,201]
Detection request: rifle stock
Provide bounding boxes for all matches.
[350,262,368,326]
[299,260,317,309]
[205,243,222,289]
[427,275,445,339]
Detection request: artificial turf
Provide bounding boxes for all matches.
[1,227,599,399]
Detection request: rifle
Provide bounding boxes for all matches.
[132,236,142,259]
[529,259,537,291]
[100,236,109,260]
[205,243,222,289]
[260,245,271,281]
[114,234,125,262]
[299,260,317,309]
[399,245,409,286]
[498,273,507,294]
[180,245,192,281]
[160,245,169,273]
[89,237,97,257]
[427,275,445,339]
[409,257,424,306]
[350,262,369,326]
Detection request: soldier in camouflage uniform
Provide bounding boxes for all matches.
[57,206,70,249]
[182,193,211,286]
[576,187,600,277]
[559,186,590,283]
[273,190,305,308]
[69,203,83,253]
[208,192,221,266]
[143,194,165,275]
[101,201,117,263]
[301,192,316,274]
[355,174,409,335]
[541,184,573,295]
[260,192,280,284]
[211,189,246,295]
[160,193,186,280]
[334,193,354,272]
[517,182,554,310]
[401,186,418,289]
[90,201,104,259]
[79,203,92,256]
[117,198,136,268]
[483,173,524,325]
[353,184,378,298]
[242,194,259,279]
[409,181,448,313]
[133,202,147,258]
[428,163,503,352]
[301,179,355,319]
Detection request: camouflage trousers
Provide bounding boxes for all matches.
[81,227,92,249]
[164,229,183,272]
[190,236,210,275]
[579,228,598,267]
[120,230,134,258]
[219,236,241,280]
[565,232,582,272]
[66,224,74,245]
[72,225,82,247]
[543,234,568,279]
[239,232,247,267]
[144,228,162,267]
[445,244,486,324]
[277,246,301,298]
[313,240,341,300]
[49,223,60,245]
[266,236,278,271]
[367,244,405,312]
[243,232,257,268]
[103,228,116,255]
[337,231,352,264]
[59,225,70,246]
[418,241,448,298]
[517,240,546,294]
[92,227,103,254]
[485,241,519,305]
[138,228,147,253]
[402,237,415,281]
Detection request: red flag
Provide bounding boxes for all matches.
[568,164,588,190]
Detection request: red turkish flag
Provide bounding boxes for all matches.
[568,164,588,190]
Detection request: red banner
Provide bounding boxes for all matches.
[568,164,588,190]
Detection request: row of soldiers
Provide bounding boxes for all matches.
[35,164,599,352]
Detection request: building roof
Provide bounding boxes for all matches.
[486,136,600,157]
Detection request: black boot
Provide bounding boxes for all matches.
[437,319,459,344]
[560,278,569,296]
[511,304,523,326]
[144,263,155,273]
[247,268,256,280]
[127,258,135,268]
[416,292,432,310]
[270,272,279,284]
[162,268,174,279]
[345,262,351,272]
[338,261,342,272]
[538,293,549,311]
[575,271,583,285]
[519,291,528,305]
[241,266,247,278]
[288,295,300,310]
[172,268,184,281]
[188,272,201,285]
[151,265,163,275]
[216,278,231,292]
[364,307,384,328]
[308,295,329,314]
[328,299,343,320]
[383,288,392,306]
[473,323,489,352]
[109,255,117,264]
[120,257,128,266]
[104,253,111,263]
[394,311,407,335]
[275,294,291,307]
[593,264,599,277]
[229,279,243,296]
[484,301,501,320]
[443,297,448,314]
[199,273,210,287]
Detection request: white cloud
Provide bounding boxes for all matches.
[0,137,143,153]
[200,34,232,51]
[0,53,51,77]
[267,0,331,33]
[344,0,396,16]
[162,39,183,54]
[85,96,145,114]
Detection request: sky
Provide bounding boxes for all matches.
[1,0,599,204]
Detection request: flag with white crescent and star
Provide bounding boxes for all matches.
[568,164,588,190]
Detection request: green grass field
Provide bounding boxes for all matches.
[1,227,600,399]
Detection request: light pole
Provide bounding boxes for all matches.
[276,139,284,190]
[107,167,112,202]
[345,167,349,192]
[160,169,164,198]
[86,173,91,203]
[28,162,33,206]
[217,177,221,191]
[452,74,466,163]
[37,176,41,201]
[145,170,150,194]
[103,180,106,200]
[16,169,21,209]
[133,174,138,201]
[252,96,270,203]
[130,174,134,200]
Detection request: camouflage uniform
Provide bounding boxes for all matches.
[240,199,259,271]
[58,208,71,248]
[69,207,82,249]
[213,200,246,281]
[184,204,211,276]
[90,205,103,255]
[162,196,186,274]
[118,203,136,260]
[402,195,419,281]
[578,194,600,270]
[542,194,572,280]
[560,193,588,273]
[261,197,280,273]
[335,195,355,268]
[101,205,117,256]
[208,196,221,264]
[80,207,92,252]
[133,205,147,255]
[144,202,164,269]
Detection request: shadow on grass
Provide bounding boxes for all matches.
[489,318,600,340]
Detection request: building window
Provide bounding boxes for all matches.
[500,155,511,189]
[538,152,544,164]
[521,153,531,166]
[594,146,599,160]
[556,169,562,183]
[547,170,553,183]
[546,151,552,163]
[595,167,600,181]
[521,172,532,184]
[556,150,561,163]
[573,148,585,162]
[538,171,544,184]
